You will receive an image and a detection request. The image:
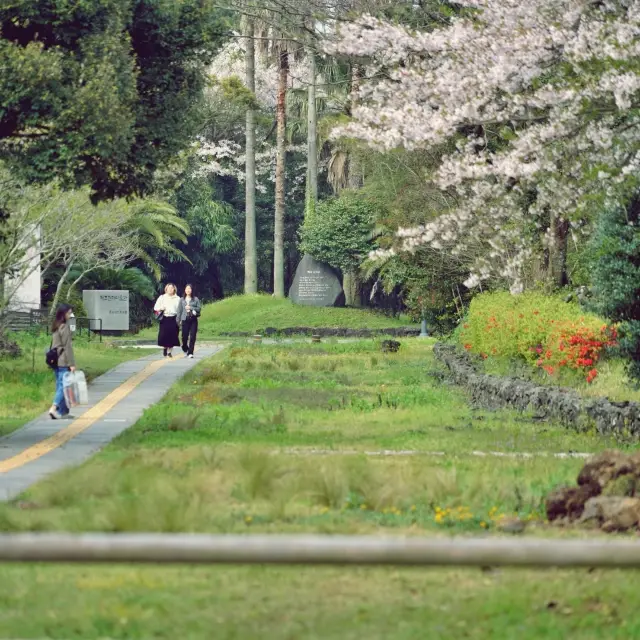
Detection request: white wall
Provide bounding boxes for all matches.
[4,226,41,311]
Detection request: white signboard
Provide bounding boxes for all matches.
[82,290,129,331]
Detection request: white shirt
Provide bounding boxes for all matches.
[154,294,180,317]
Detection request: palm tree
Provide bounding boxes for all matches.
[122,199,191,280]
[306,51,318,217]
[244,16,258,294]
[273,42,289,298]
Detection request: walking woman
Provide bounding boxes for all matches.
[179,284,202,358]
[154,283,181,357]
[48,303,76,420]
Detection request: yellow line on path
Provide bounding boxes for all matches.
[0,356,178,474]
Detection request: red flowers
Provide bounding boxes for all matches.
[541,325,616,382]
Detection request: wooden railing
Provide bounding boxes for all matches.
[1,534,639,568]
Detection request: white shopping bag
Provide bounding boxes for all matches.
[62,370,89,407]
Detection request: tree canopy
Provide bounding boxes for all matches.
[327,0,640,292]
[300,192,378,272]
[0,0,228,199]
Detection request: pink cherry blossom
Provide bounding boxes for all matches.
[326,0,640,291]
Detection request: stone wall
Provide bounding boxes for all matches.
[434,343,640,440]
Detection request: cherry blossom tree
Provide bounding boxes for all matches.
[326,0,640,292]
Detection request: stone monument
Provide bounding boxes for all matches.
[289,255,345,307]
[82,290,130,331]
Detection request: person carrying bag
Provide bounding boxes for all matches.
[47,303,76,420]
[178,284,201,358]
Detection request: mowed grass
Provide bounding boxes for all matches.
[0,339,635,639]
[0,331,143,436]
[133,294,413,340]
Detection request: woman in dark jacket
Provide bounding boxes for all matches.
[178,284,202,358]
[48,303,76,420]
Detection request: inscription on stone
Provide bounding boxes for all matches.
[289,255,344,307]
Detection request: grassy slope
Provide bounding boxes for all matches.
[0,340,634,638]
[0,332,143,436]
[134,295,413,340]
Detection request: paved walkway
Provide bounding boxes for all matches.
[0,346,223,501]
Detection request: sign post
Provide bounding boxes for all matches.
[82,291,130,332]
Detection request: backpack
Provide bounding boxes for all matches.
[45,342,63,369]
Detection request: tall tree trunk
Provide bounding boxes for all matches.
[244,19,258,294]
[347,63,364,191]
[343,63,364,307]
[548,213,569,289]
[305,52,318,218]
[273,47,288,298]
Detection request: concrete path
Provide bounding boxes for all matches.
[0,346,223,501]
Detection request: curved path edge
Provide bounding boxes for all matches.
[0,346,224,501]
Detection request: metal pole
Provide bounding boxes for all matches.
[420,316,428,337]
[2,534,640,568]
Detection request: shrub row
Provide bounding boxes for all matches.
[458,292,616,383]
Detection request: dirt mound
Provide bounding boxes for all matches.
[546,450,640,532]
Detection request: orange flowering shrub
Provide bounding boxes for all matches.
[459,292,617,383]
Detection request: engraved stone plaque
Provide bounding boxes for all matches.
[289,255,345,307]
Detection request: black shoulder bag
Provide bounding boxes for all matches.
[45,342,63,369]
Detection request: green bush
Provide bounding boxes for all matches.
[588,203,640,381]
[299,192,379,272]
[459,291,613,382]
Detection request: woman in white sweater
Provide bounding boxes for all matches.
[154,283,181,357]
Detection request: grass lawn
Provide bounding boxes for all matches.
[1,564,639,639]
[131,294,413,340]
[0,339,636,639]
[0,331,143,437]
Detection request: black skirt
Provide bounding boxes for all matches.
[157,316,180,347]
